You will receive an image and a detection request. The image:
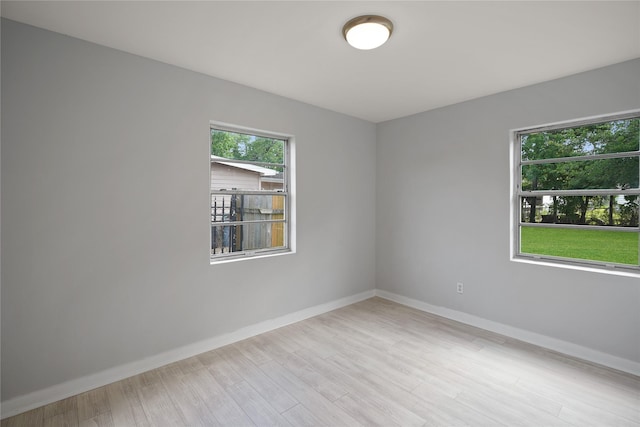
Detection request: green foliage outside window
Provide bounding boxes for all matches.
[211,129,284,166]
[521,119,639,228]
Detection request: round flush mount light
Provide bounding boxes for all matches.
[342,15,393,50]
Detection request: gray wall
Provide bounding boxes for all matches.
[376,58,640,363]
[1,19,377,400]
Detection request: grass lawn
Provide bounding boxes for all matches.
[520,227,639,266]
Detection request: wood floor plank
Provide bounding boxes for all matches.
[325,341,424,392]
[292,347,429,426]
[517,375,640,422]
[225,380,292,426]
[234,337,274,366]
[282,322,339,359]
[216,345,299,413]
[558,402,640,427]
[77,411,114,427]
[104,381,148,427]
[2,407,45,427]
[43,396,79,427]
[43,396,78,422]
[279,351,349,402]
[3,297,639,426]
[136,383,183,426]
[415,394,509,427]
[281,403,325,426]
[125,369,162,392]
[43,414,71,427]
[196,350,245,389]
[317,355,468,425]
[264,329,303,354]
[155,362,183,380]
[76,388,110,423]
[175,355,205,375]
[295,346,497,427]
[249,332,295,365]
[454,390,573,427]
[159,368,220,426]
[180,369,254,426]
[259,360,362,427]
[333,392,404,427]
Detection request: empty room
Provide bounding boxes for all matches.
[1,1,639,426]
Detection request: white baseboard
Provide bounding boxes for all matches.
[374,289,640,377]
[1,289,375,419]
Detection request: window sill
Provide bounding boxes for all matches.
[512,256,640,278]
[210,248,293,265]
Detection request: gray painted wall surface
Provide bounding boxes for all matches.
[376,58,640,363]
[1,19,377,400]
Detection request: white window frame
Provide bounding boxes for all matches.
[511,110,640,275]
[209,121,295,263]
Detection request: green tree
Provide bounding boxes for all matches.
[243,137,284,164]
[521,131,579,222]
[588,119,639,225]
[211,131,283,166]
[211,130,246,158]
[521,118,639,225]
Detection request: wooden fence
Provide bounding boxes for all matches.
[211,194,284,254]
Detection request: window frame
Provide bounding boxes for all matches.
[511,110,640,274]
[209,121,294,263]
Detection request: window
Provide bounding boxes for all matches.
[210,123,292,261]
[513,112,639,272]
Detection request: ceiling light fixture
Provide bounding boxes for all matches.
[342,15,393,50]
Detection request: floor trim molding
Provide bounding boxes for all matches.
[1,289,376,419]
[374,289,640,377]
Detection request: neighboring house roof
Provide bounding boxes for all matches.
[260,172,284,183]
[211,155,277,176]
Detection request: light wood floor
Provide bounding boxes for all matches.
[3,297,639,426]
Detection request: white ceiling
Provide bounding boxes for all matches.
[2,1,639,123]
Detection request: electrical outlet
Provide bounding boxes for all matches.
[456,282,464,294]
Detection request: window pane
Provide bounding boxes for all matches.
[521,157,639,191]
[211,129,285,165]
[211,195,285,223]
[211,222,286,255]
[211,160,284,191]
[521,118,639,161]
[520,195,639,227]
[520,227,639,266]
